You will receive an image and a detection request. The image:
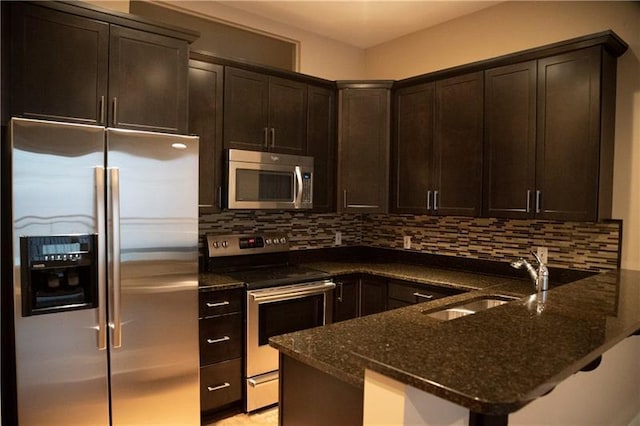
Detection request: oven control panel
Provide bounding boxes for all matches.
[207,233,289,257]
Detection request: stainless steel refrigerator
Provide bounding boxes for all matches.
[9,117,200,425]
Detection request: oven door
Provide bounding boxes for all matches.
[246,280,335,378]
[245,280,334,411]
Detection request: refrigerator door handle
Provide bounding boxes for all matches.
[95,167,108,350]
[109,167,123,348]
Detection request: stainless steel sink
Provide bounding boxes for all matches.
[423,295,516,321]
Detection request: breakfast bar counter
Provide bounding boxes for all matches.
[270,264,640,422]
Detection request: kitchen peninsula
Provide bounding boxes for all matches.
[270,264,640,425]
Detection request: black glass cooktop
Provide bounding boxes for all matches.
[228,265,330,290]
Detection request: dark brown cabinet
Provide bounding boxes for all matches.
[483,47,618,221]
[332,275,387,323]
[387,280,464,310]
[338,83,391,213]
[108,25,188,133]
[199,288,243,416]
[483,61,537,218]
[392,82,435,213]
[307,85,336,212]
[8,2,109,125]
[433,71,484,217]
[224,67,307,155]
[189,56,224,209]
[7,2,191,133]
[392,72,483,217]
[536,47,615,221]
[360,276,387,316]
[333,275,359,323]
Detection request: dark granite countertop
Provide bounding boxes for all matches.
[198,272,244,290]
[270,265,640,415]
[302,261,530,294]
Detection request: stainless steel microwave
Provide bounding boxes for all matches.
[225,149,314,210]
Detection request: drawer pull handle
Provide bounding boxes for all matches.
[208,382,230,392]
[207,336,231,344]
[206,301,230,308]
[413,292,434,300]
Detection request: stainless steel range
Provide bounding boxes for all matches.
[206,233,335,412]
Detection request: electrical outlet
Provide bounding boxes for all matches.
[403,236,412,249]
[335,231,342,246]
[536,246,548,264]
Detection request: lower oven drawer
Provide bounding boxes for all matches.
[200,313,242,365]
[201,358,242,413]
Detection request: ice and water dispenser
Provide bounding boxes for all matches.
[20,234,98,316]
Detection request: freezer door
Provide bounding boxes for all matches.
[10,118,109,425]
[106,128,200,425]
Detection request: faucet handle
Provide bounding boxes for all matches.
[530,250,543,266]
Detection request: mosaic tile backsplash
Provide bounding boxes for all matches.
[199,211,621,272]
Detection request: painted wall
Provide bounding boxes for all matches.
[158,0,366,80]
[365,1,640,271]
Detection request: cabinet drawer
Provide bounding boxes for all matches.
[199,288,243,318]
[387,281,461,305]
[199,313,242,365]
[200,358,242,413]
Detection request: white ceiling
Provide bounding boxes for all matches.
[214,1,502,49]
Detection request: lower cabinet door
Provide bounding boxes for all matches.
[201,358,242,413]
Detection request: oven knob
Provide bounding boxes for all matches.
[265,238,272,245]
[212,241,219,249]
[221,240,229,248]
[280,237,287,244]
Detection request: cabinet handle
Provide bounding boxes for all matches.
[207,336,231,344]
[343,190,348,208]
[263,128,269,149]
[413,292,434,300]
[99,96,105,125]
[207,383,230,392]
[337,282,344,302]
[536,190,542,213]
[206,301,230,308]
[433,190,439,211]
[270,128,276,149]
[217,186,222,210]
[526,190,531,213]
[112,97,118,126]
[426,190,432,211]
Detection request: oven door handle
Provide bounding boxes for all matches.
[250,282,336,304]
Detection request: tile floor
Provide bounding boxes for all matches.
[204,407,278,426]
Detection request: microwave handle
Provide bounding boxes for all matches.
[294,165,303,208]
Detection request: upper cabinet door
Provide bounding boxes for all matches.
[536,47,603,222]
[223,67,270,151]
[338,86,390,213]
[108,25,188,134]
[433,71,484,217]
[483,61,537,218]
[268,77,307,155]
[189,59,224,210]
[307,85,336,212]
[224,69,307,154]
[392,82,435,214]
[9,2,109,125]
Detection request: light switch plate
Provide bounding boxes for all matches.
[537,246,548,264]
[335,231,342,246]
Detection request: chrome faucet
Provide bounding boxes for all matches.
[510,251,549,293]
